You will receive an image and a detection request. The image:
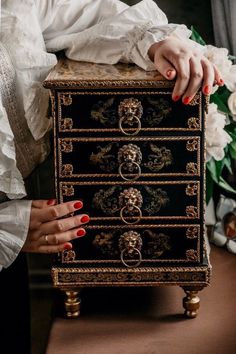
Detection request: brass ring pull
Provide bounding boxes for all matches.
[119,115,141,136]
[118,161,141,181]
[120,205,142,224]
[120,248,142,268]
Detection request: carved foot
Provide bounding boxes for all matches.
[64,290,81,318]
[182,286,203,318]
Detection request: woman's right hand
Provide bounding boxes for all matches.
[22,199,89,253]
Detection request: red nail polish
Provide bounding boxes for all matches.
[63,244,72,250]
[173,95,180,102]
[81,215,90,223]
[77,229,86,237]
[219,78,224,86]
[74,201,83,209]
[166,70,173,78]
[183,96,192,105]
[47,199,55,205]
[203,85,211,95]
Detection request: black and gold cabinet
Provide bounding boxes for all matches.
[44,59,210,319]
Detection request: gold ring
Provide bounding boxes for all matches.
[45,234,49,245]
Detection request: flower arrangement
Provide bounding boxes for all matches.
[191,27,236,204]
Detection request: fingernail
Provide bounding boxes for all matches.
[74,201,83,209]
[77,228,86,237]
[218,78,224,86]
[166,70,174,78]
[183,96,192,105]
[172,95,180,102]
[63,244,72,250]
[81,215,90,224]
[203,85,211,95]
[47,199,56,205]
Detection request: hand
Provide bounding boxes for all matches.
[22,199,89,253]
[148,36,224,104]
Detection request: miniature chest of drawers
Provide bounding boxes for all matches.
[44,59,211,318]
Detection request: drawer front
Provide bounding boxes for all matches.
[58,180,201,221]
[57,136,201,178]
[56,90,202,135]
[58,224,202,266]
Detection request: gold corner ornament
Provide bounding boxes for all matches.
[60,93,72,106]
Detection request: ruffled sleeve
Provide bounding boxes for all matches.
[0,200,32,269]
[37,0,192,71]
[0,97,26,199]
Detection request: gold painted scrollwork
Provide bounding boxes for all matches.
[144,97,172,126]
[187,117,200,129]
[90,98,116,126]
[62,185,75,197]
[186,139,198,152]
[186,162,198,175]
[119,231,143,268]
[144,186,169,215]
[118,98,143,135]
[186,226,199,239]
[144,144,172,172]
[185,183,198,196]
[60,93,72,106]
[186,206,198,218]
[186,249,198,261]
[90,143,118,172]
[93,186,120,215]
[93,232,119,257]
[60,117,73,130]
[61,164,73,177]
[143,230,171,258]
[60,140,73,153]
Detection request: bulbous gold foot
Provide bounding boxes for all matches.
[182,287,203,318]
[64,290,81,318]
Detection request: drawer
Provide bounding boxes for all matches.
[58,224,202,266]
[56,90,202,135]
[57,136,201,179]
[58,180,201,221]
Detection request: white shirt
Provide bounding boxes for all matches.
[0,0,191,269]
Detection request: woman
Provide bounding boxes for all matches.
[0,0,222,353]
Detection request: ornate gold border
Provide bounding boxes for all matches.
[61,224,201,264]
[59,180,201,220]
[58,136,201,178]
[51,265,211,288]
[57,91,202,133]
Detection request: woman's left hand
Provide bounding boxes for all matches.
[148,36,223,103]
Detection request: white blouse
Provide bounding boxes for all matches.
[0,0,191,269]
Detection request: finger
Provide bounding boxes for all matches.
[39,228,86,246]
[182,56,203,103]
[38,242,73,254]
[201,58,215,96]
[39,214,90,235]
[32,199,56,209]
[213,64,224,86]
[171,58,190,101]
[154,54,177,80]
[36,200,83,223]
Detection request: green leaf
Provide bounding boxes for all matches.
[210,95,230,114]
[190,26,206,46]
[229,143,236,159]
[218,176,236,194]
[228,54,236,62]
